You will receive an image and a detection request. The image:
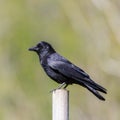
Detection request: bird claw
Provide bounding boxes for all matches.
[49,82,68,93]
[49,88,58,93]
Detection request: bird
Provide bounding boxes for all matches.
[29,41,107,101]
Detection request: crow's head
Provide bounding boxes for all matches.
[29,41,55,56]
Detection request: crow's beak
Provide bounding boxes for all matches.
[28,46,38,51]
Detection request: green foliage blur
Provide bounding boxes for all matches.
[0,0,120,120]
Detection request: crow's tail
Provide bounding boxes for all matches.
[84,78,107,94]
[84,84,106,101]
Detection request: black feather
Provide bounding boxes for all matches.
[29,41,107,101]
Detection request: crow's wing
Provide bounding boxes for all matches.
[48,60,88,81]
[48,53,90,78]
[48,59,107,93]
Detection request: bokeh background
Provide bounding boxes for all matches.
[0,0,120,120]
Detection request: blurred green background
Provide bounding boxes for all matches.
[0,0,120,120]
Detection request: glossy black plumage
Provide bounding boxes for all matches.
[29,41,107,101]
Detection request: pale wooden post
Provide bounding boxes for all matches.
[52,89,69,120]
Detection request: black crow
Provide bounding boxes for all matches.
[29,41,107,101]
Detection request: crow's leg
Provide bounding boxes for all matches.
[50,82,68,93]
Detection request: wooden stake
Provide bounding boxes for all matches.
[52,89,69,120]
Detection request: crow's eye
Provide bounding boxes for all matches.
[37,43,43,48]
